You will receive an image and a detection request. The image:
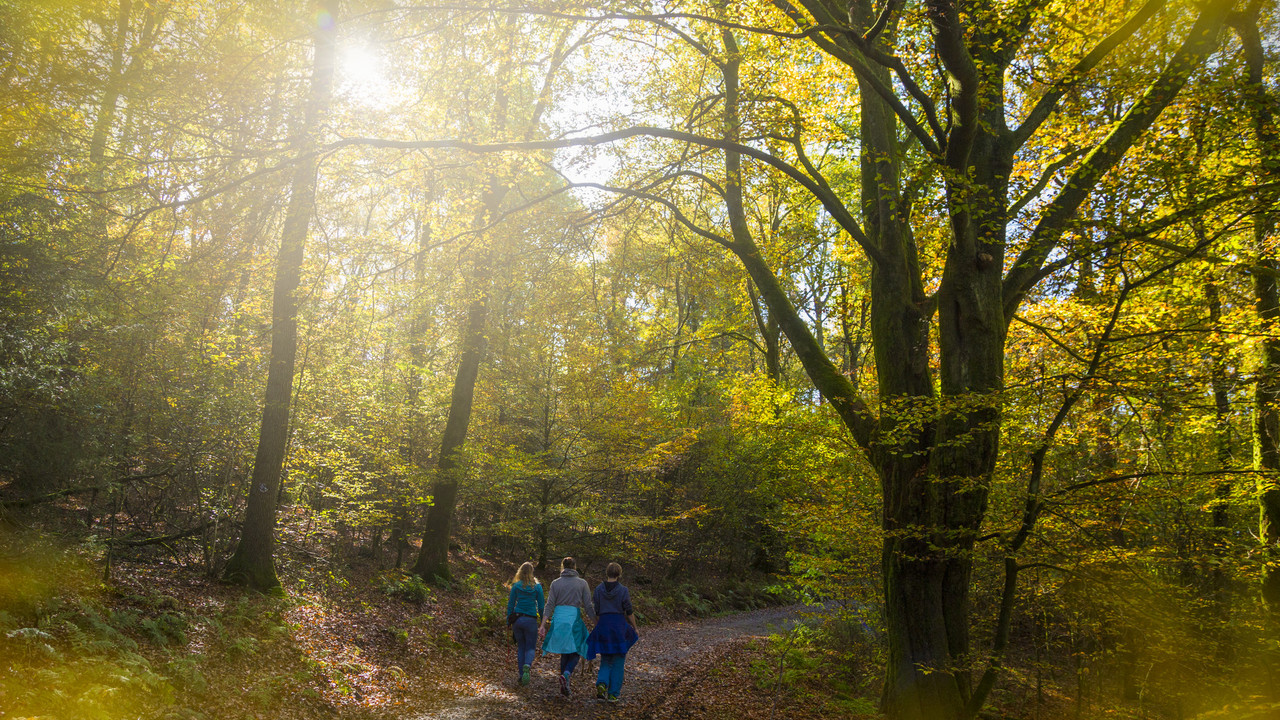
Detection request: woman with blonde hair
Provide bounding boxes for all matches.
[506,561,544,686]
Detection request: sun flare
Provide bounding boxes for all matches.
[337,44,394,109]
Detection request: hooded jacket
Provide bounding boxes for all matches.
[545,569,595,622]
[506,580,544,618]
[592,580,633,616]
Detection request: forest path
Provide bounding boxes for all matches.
[418,604,813,720]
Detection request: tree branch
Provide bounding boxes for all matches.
[0,468,173,510]
[1002,0,1234,322]
[1007,147,1086,217]
[924,0,980,168]
[329,126,888,267]
[775,0,945,155]
[110,522,213,547]
[1011,0,1168,149]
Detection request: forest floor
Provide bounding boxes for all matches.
[11,531,1250,719]
[0,537,876,720]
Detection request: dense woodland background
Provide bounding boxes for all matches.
[2,0,1279,718]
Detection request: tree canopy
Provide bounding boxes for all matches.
[2,0,1279,718]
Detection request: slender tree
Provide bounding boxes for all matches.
[223,0,338,590]
[412,20,576,579]
[411,181,504,580]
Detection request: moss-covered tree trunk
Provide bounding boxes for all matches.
[1236,11,1280,608]
[722,1,1233,717]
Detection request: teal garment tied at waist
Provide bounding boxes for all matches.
[542,604,588,656]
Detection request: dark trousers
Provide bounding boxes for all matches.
[559,652,580,675]
[511,615,538,670]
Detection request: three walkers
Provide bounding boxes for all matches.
[506,556,640,701]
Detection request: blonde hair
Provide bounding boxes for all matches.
[511,562,538,587]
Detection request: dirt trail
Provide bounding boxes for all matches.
[418,605,813,720]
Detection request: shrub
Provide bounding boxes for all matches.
[382,573,435,604]
[471,597,505,635]
[749,625,821,696]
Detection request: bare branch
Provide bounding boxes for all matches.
[567,179,732,249]
[1007,147,1085,217]
[329,126,888,267]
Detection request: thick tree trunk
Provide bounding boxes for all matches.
[1236,10,1280,609]
[1259,252,1280,608]
[721,1,1230,716]
[1256,226,1280,607]
[223,1,336,591]
[1205,279,1233,602]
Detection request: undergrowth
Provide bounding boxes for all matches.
[638,579,792,621]
[0,533,506,720]
[747,615,883,719]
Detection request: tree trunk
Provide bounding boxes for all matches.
[405,210,435,467]
[223,0,337,591]
[718,2,1230,716]
[747,280,782,380]
[1235,10,1280,610]
[411,277,491,580]
[88,0,132,166]
[1205,279,1233,602]
[410,15,569,579]
[411,177,507,580]
[1258,240,1280,609]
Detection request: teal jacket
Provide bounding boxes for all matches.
[507,581,545,619]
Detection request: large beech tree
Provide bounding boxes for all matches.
[343,0,1244,714]
[347,0,1242,716]
[1234,5,1280,609]
[717,3,1237,716]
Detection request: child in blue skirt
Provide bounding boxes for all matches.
[585,562,639,702]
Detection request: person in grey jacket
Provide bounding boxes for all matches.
[538,557,595,696]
